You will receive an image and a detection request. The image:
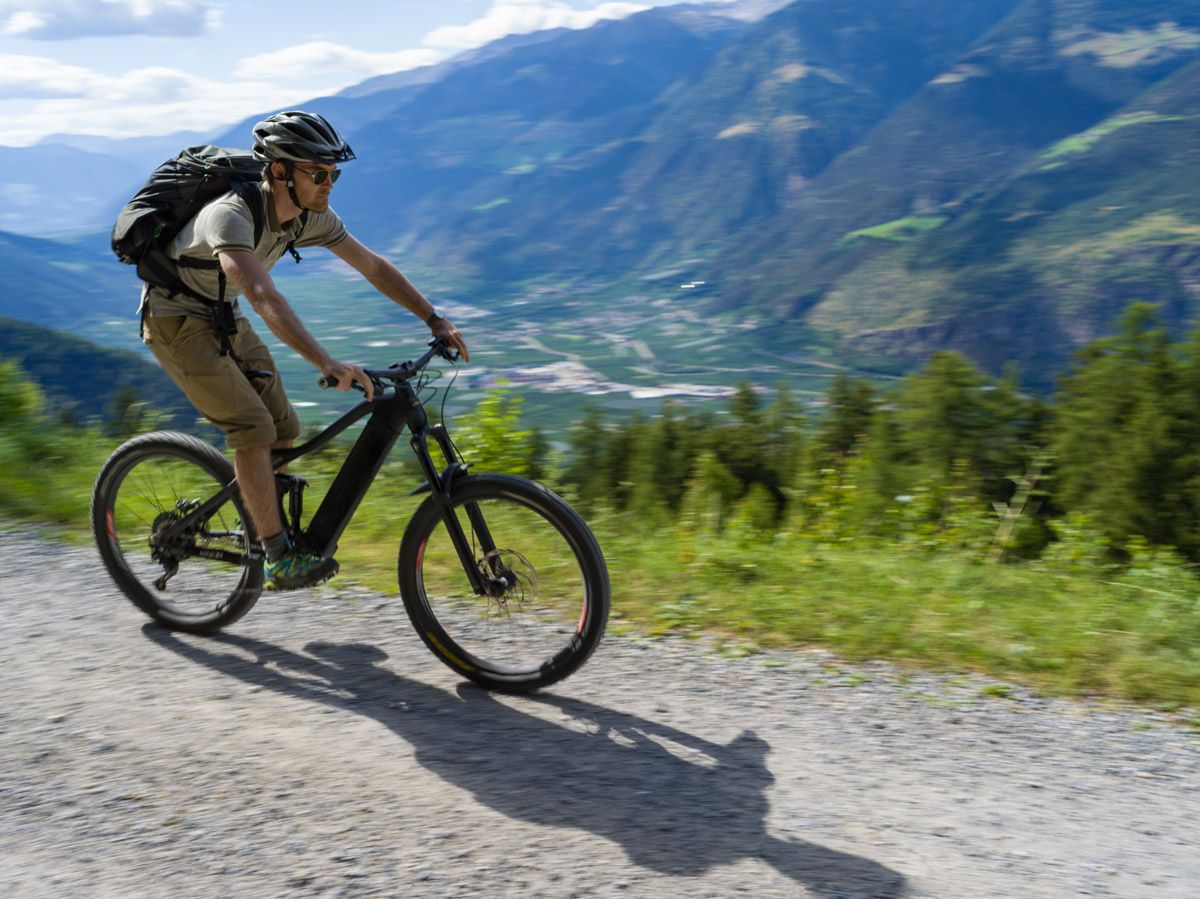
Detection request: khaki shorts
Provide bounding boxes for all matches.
[144,314,301,449]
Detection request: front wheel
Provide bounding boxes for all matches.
[398,474,610,692]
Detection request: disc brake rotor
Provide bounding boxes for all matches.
[477,548,537,612]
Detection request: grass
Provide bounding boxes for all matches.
[1038,113,1192,169]
[588,524,1200,707]
[842,215,948,244]
[1057,23,1200,70]
[4,418,1199,711]
[1047,211,1200,261]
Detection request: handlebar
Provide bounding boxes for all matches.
[317,337,458,393]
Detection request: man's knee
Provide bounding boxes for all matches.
[274,410,302,444]
[225,420,280,450]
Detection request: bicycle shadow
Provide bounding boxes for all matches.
[144,627,907,897]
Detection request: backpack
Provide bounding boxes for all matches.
[112,145,269,301]
[113,145,305,356]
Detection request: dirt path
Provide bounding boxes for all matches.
[1,527,1196,898]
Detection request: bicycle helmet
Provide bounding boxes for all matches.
[251,110,356,164]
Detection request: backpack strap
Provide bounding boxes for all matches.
[164,186,305,360]
[231,180,267,249]
[169,182,268,358]
[173,255,236,357]
[285,209,309,264]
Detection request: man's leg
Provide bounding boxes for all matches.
[231,435,295,540]
[144,314,331,586]
[234,443,283,541]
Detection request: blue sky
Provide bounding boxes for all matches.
[0,0,708,146]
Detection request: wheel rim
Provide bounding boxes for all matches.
[414,494,592,679]
[104,450,254,621]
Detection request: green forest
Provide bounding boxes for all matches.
[2,301,1198,712]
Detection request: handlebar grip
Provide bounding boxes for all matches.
[318,375,373,395]
[314,374,360,391]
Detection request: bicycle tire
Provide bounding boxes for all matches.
[398,474,609,692]
[91,431,262,633]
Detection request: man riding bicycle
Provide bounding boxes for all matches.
[140,110,470,591]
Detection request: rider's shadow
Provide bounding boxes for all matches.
[144,628,907,897]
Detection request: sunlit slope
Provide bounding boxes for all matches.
[807,55,1200,384]
[269,0,1021,282]
[610,0,1021,268]
[721,0,1200,329]
[310,8,745,282]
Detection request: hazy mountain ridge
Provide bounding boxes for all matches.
[726,0,1200,306]
[0,230,136,329]
[823,56,1200,384]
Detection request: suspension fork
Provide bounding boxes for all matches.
[413,422,506,596]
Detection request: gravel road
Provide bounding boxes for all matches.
[1,525,1197,898]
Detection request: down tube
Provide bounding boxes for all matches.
[304,413,403,557]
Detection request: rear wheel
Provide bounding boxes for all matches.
[91,431,262,633]
[398,474,609,692]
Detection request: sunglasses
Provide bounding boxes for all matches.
[293,165,341,185]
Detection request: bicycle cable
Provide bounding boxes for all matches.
[437,364,468,464]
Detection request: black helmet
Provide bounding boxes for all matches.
[252,110,356,164]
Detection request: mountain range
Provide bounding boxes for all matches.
[2,0,1199,394]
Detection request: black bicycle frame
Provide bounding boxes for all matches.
[268,379,500,595]
[150,363,501,595]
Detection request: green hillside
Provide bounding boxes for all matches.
[0,317,196,429]
[725,1,1200,288]
[806,56,1200,384]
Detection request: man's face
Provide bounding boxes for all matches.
[290,162,339,212]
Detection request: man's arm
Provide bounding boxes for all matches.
[329,234,470,361]
[218,248,373,400]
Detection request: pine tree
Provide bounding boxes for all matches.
[1052,303,1187,555]
[897,351,990,482]
[764,383,806,494]
[563,405,611,510]
[816,374,875,465]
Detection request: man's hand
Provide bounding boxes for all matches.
[322,359,374,402]
[431,316,470,362]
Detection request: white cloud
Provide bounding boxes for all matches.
[0,54,310,144]
[0,55,100,98]
[3,88,316,146]
[235,41,441,82]
[0,54,207,102]
[0,1,664,145]
[424,0,649,51]
[0,0,216,40]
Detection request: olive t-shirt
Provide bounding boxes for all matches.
[142,178,347,319]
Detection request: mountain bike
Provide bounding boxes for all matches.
[90,338,609,692]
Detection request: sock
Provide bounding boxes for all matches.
[262,531,290,563]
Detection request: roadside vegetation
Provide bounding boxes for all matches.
[2,301,1198,710]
